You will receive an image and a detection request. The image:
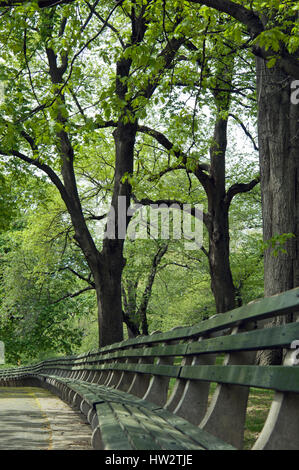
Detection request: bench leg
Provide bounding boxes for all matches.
[253,392,299,450]
[168,352,215,425]
[199,346,256,449]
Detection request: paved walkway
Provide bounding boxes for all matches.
[0,387,92,450]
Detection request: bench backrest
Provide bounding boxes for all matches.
[1,287,299,450]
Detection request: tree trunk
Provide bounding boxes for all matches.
[94,247,125,347]
[256,57,299,364]
[137,243,168,335]
[95,118,137,347]
[122,281,140,338]
[206,115,236,313]
[208,204,236,313]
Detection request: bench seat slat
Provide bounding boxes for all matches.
[125,404,204,450]
[106,402,163,450]
[155,408,236,450]
[39,374,161,409]
[94,402,133,450]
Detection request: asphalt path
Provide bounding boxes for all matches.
[0,387,92,450]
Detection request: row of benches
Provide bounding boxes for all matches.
[1,287,299,450]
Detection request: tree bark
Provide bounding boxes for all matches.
[96,117,138,346]
[207,203,236,313]
[94,249,125,347]
[256,58,299,364]
[257,58,299,295]
[205,117,236,313]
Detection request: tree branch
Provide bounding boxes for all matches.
[148,164,188,181]
[225,176,260,208]
[188,0,299,79]
[137,124,211,189]
[52,285,95,304]
[189,0,264,37]
[0,0,74,6]
[0,147,70,205]
[61,266,95,287]
[229,113,259,152]
[140,37,185,100]
[134,196,208,226]
[85,0,125,48]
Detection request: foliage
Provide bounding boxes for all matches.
[0,0,272,357]
[260,233,296,257]
[0,187,95,363]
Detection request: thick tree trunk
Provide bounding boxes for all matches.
[256,58,299,363]
[257,58,299,295]
[206,117,236,313]
[208,205,236,313]
[95,119,137,347]
[94,247,125,347]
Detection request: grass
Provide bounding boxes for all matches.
[243,387,274,449]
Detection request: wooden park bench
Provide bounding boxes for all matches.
[1,287,299,450]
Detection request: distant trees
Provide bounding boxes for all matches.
[0,179,93,362]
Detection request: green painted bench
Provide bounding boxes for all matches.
[1,287,299,450]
